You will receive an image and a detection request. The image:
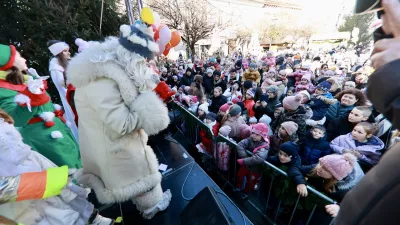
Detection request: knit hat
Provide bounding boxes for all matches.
[172,75,178,80]
[319,153,357,181]
[239,124,252,139]
[281,121,298,136]
[219,103,231,113]
[194,75,203,83]
[249,117,257,123]
[283,94,302,110]
[298,90,311,101]
[190,96,198,103]
[249,62,257,69]
[213,70,221,77]
[119,24,159,59]
[266,85,279,96]
[198,102,209,114]
[0,44,16,71]
[301,73,311,82]
[206,112,217,122]
[280,142,299,158]
[235,59,242,69]
[75,38,89,53]
[259,115,272,125]
[260,94,269,103]
[251,123,269,142]
[48,42,69,56]
[316,81,332,92]
[243,80,253,89]
[206,68,213,74]
[246,89,255,98]
[228,104,242,117]
[232,97,241,104]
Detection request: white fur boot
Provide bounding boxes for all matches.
[141,190,172,220]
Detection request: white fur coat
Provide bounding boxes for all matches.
[67,38,169,204]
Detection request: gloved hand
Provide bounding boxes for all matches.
[28,68,40,78]
[153,81,176,102]
[237,159,244,166]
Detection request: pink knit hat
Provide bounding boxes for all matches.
[239,124,252,139]
[190,96,198,103]
[319,153,357,181]
[251,123,269,142]
[283,94,302,111]
[219,103,231,113]
[301,73,311,82]
[281,121,298,136]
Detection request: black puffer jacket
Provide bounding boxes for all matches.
[267,153,305,185]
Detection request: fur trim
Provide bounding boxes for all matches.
[147,41,159,53]
[134,183,163,210]
[51,131,63,139]
[120,24,131,38]
[130,92,170,136]
[40,112,55,122]
[14,94,31,104]
[127,35,148,47]
[53,104,62,111]
[76,172,162,204]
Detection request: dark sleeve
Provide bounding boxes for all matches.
[288,163,307,185]
[367,59,400,129]
[236,139,250,159]
[266,155,281,165]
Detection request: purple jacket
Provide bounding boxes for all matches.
[330,133,384,165]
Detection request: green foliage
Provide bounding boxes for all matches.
[338,13,375,46]
[0,0,128,102]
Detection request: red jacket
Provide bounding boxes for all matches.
[244,99,255,118]
[200,122,220,154]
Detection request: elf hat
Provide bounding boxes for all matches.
[48,42,69,56]
[119,24,159,60]
[0,44,17,71]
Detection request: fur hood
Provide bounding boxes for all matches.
[67,37,158,106]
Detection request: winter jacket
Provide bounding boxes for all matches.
[287,70,304,86]
[335,59,400,225]
[269,133,299,157]
[301,162,364,201]
[264,57,276,66]
[219,116,247,139]
[300,133,331,165]
[326,113,355,141]
[244,99,256,118]
[0,121,93,225]
[237,138,269,166]
[200,121,220,154]
[67,41,169,205]
[330,133,384,165]
[242,70,261,84]
[253,103,269,120]
[267,153,305,185]
[214,79,227,92]
[209,95,228,113]
[325,102,355,123]
[0,72,81,169]
[308,92,333,120]
[203,74,214,94]
[266,97,282,119]
[295,83,315,93]
[180,74,194,86]
[272,105,313,143]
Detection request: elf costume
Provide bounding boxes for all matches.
[0,44,81,168]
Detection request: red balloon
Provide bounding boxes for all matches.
[152,24,157,33]
[163,43,172,56]
[154,24,165,42]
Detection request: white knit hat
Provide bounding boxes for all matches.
[198,103,209,114]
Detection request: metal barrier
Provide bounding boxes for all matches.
[170,102,336,225]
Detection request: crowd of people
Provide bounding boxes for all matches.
[1,0,400,223]
[163,46,394,218]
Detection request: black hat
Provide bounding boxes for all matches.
[280,142,299,158]
[206,112,217,122]
[260,94,269,103]
[243,80,253,89]
[355,0,382,14]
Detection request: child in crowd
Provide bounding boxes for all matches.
[261,70,282,93]
[267,142,305,196]
[219,104,247,140]
[197,112,219,155]
[237,123,270,192]
[259,115,273,136]
[197,102,209,121]
[242,63,261,85]
[279,87,295,102]
[300,125,331,165]
[188,96,199,113]
[248,117,257,125]
[244,89,256,118]
[330,122,384,166]
[298,90,311,104]
[326,106,373,141]
[217,103,231,123]
[306,81,334,125]
[269,121,299,156]
[295,73,315,93]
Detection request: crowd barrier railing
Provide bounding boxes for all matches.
[169,102,336,225]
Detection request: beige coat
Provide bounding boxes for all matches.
[67,39,170,205]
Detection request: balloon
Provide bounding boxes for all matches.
[163,43,172,56]
[153,12,161,27]
[141,7,154,25]
[157,40,165,54]
[159,25,171,46]
[170,30,181,47]
[154,24,165,42]
[151,24,157,33]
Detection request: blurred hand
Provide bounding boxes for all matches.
[371,0,400,69]
[352,150,362,159]
[325,204,340,217]
[296,184,308,197]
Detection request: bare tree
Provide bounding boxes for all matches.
[149,0,215,56]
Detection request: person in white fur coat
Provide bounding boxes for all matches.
[0,110,113,225]
[67,23,172,219]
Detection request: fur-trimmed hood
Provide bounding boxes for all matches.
[67,37,157,106]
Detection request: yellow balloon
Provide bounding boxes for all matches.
[141,7,155,25]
